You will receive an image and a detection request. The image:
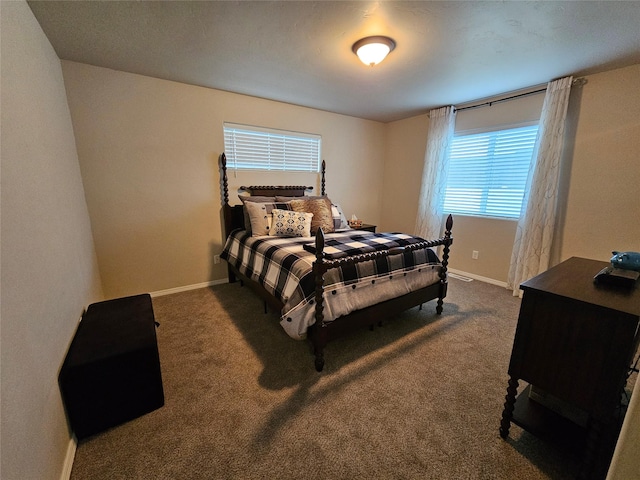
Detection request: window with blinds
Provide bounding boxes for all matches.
[223,123,321,172]
[442,124,539,219]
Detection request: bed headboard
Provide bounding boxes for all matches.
[220,153,326,237]
[239,185,311,197]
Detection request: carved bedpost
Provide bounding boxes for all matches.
[441,214,453,271]
[220,153,236,283]
[221,152,229,207]
[220,153,233,238]
[436,214,454,314]
[312,227,328,371]
[321,160,326,196]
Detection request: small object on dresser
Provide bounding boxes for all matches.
[348,214,362,228]
[594,266,639,288]
[610,251,640,272]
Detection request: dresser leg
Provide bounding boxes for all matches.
[577,418,605,480]
[499,376,519,438]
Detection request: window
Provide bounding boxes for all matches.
[223,123,321,172]
[442,124,539,219]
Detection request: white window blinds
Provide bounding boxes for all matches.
[442,124,539,219]
[223,123,321,172]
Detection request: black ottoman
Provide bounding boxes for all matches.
[59,294,164,440]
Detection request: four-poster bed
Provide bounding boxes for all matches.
[219,153,453,371]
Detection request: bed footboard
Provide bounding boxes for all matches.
[311,214,453,371]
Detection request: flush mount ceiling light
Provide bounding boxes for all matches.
[352,35,396,66]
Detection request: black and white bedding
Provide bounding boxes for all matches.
[221,229,442,339]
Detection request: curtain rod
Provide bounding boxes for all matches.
[454,88,546,112]
[454,77,587,113]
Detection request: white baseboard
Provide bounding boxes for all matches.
[60,437,77,480]
[151,272,505,298]
[448,268,508,289]
[150,278,228,298]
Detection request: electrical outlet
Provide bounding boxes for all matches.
[472,250,479,260]
[214,254,221,264]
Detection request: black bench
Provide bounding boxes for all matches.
[59,294,164,440]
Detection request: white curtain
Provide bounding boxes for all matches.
[507,76,573,296]
[415,106,456,240]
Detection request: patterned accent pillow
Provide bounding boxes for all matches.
[244,201,292,236]
[289,197,335,235]
[269,209,313,237]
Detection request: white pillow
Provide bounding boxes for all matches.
[269,209,313,237]
[331,203,351,230]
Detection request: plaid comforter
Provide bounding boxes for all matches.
[302,231,440,259]
[221,229,441,339]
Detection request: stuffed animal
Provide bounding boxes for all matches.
[610,251,640,272]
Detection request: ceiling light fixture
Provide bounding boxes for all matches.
[352,36,396,66]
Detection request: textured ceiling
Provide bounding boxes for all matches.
[28,1,640,122]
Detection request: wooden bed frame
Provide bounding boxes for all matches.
[220,153,453,371]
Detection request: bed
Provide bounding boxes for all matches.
[219,153,453,371]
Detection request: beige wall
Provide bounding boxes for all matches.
[607,378,640,480]
[383,66,640,282]
[62,62,386,298]
[0,2,104,479]
[559,65,640,262]
[381,113,429,233]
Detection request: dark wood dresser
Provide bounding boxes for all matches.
[357,223,377,232]
[499,257,640,479]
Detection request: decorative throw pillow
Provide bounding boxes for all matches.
[244,201,292,236]
[239,195,280,234]
[289,197,335,234]
[269,209,313,237]
[331,203,351,230]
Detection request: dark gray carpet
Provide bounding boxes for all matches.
[70,278,584,479]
